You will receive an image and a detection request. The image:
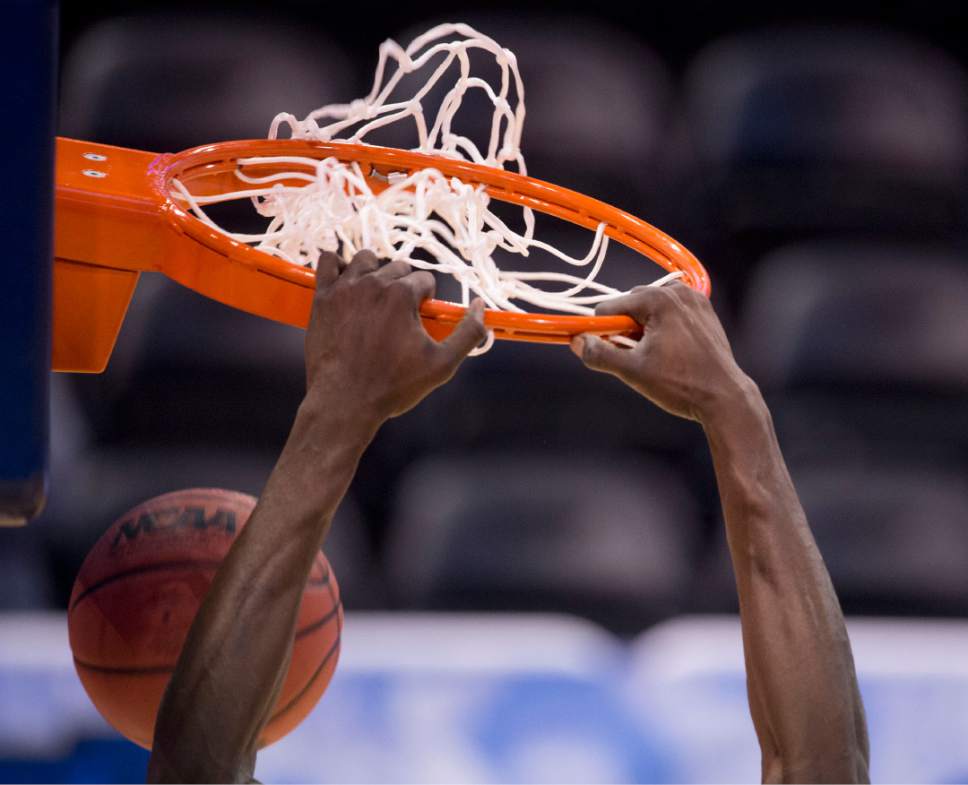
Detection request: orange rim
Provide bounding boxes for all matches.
[151,139,710,342]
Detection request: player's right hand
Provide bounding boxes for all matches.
[304,250,486,425]
[570,283,754,424]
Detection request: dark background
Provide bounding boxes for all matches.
[58,1,968,68]
[8,0,968,635]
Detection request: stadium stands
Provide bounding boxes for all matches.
[46,7,968,626]
[59,13,357,153]
[2,5,964,781]
[17,14,967,782]
[385,453,701,633]
[671,27,968,308]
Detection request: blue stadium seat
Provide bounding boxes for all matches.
[627,616,968,782]
[8,612,968,782]
[385,452,702,633]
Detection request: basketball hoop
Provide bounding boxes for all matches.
[52,24,709,372]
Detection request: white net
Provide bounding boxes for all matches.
[171,23,679,340]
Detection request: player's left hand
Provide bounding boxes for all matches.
[304,250,486,424]
[570,282,751,424]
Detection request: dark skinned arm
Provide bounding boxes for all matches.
[572,283,870,784]
[147,250,486,783]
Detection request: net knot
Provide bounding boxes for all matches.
[349,98,371,118]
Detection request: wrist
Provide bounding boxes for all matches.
[294,390,384,445]
[274,394,381,490]
[697,371,768,434]
[255,394,380,534]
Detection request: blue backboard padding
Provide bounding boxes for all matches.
[0,1,57,520]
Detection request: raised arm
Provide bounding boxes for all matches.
[147,251,485,783]
[572,284,869,784]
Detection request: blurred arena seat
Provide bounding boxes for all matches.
[0,527,55,610]
[692,462,968,616]
[709,242,968,615]
[71,277,308,449]
[59,12,356,152]
[373,330,721,556]
[742,243,968,391]
[738,243,968,464]
[795,464,968,615]
[403,338,705,449]
[671,27,968,299]
[385,452,701,634]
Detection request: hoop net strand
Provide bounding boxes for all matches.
[171,23,680,348]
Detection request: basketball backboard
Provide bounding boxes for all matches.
[0,1,57,523]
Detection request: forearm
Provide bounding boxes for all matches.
[702,379,869,783]
[148,399,378,783]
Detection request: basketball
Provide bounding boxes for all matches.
[67,488,342,749]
